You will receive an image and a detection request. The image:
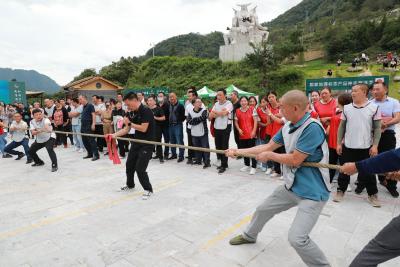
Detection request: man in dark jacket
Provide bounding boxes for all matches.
[341,148,400,267]
[167,92,185,162]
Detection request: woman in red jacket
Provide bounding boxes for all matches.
[314,87,337,132]
[266,91,285,178]
[235,96,258,175]
[256,96,271,173]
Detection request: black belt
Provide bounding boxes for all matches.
[383,130,395,134]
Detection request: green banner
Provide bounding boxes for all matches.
[123,87,169,96]
[8,81,26,105]
[305,76,389,94]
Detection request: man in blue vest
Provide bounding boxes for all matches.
[226,90,330,267]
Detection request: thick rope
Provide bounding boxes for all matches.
[50,130,341,171]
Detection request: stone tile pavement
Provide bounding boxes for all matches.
[0,129,399,267]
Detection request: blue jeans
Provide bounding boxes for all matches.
[72,124,84,149]
[0,133,7,154]
[4,138,32,160]
[169,123,184,158]
[192,134,210,164]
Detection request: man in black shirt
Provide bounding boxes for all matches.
[147,95,166,163]
[79,95,99,161]
[158,92,170,159]
[112,92,154,200]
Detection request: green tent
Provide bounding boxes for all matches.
[197,86,216,98]
[225,84,255,97]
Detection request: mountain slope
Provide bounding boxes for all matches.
[145,32,224,59]
[0,68,60,94]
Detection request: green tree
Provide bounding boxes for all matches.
[99,57,139,86]
[72,68,97,82]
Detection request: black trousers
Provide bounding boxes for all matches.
[187,128,194,160]
[117,137,128,157]
[65,124,74,145]
[214,124,231,168]
[233,127,240,148]
[94,124,106,152]
[338,146,378,195]
[378,131,397,190]
[126,145,153,192]
[161,125,170,157]
[273,146,285,174]
[29,138,57,166]
[54,125,67,146]
[238,138,257,168]
[329,147,340,183]
[155,125,163,159]
[350,215,400,267]
[81,125,99,157]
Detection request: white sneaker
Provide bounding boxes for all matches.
[271,172,280,178]
[142,191,153,200]
[240,166,250,172]
[120,186,135,192]
[265,168,272,175]
[260,166,267,172]
[74,146,80,151]
[78,148,85,153]
[249,168,256,175]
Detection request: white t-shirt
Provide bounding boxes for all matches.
[70,105,83,126]
[10,120,28,142]
[212,100,233,130]
[341,101,381,149]
[94,103,106,125]
[30,118,56,143]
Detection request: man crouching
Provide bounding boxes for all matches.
[226,90,331,267]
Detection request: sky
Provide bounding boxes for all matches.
[0,0,302,85]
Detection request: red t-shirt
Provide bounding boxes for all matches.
[256,107,269,140]
[314,98,337,129]
[270,105,283,138]
[236,107,255,140]
[328,112,342,149]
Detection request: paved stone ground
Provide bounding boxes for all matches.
[0,127,399,267]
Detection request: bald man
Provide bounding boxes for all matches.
[226,90,331,267]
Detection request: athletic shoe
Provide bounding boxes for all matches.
[240,166,250,172]
[260,166,267,172]
[91,156,99,161]
[229,235,255,245]
[249,168,256,175]
[270,172,281,178]
[186,158,193,165]
[26,159,33,164]
[159,158,164,164]
[218,167,226,174]
[32,162,44,167]
[78,148,85,153]
[16,153,25,160]
[167,155,177,160]
[387,187,399,198]
[368,194,381,208]
[354,186,364,195]
[347,185,352,192]
[120,186,135,191]
[74,147,80,152]
[333,191,344,202]
[142,191,153,200]
[51,165,58,172]
[2,154,12,158]
[177,157,184,163]
[83,155,93,159]
[265,168,272,175]
[203,163,211,169]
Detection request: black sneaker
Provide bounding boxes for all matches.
[32,162,45,167]
[387,187,399,198]
[177,157,184,163]
[186,158,193,165]
[16,153,25,160]
[2,154,12,158]
[51,165,58,172]
[354,186,364,195]
[83,155,93,159]
[91,156,99,161]
[26,159,33,164]
[120,186,135,191]
[167,155,177,160]
[218,167,226,174]
[203,163,211,169]
[159,158,164,164]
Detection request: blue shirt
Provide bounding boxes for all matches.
[81,103,95,126]
[372,97,400,131]
[273,113,330,201]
